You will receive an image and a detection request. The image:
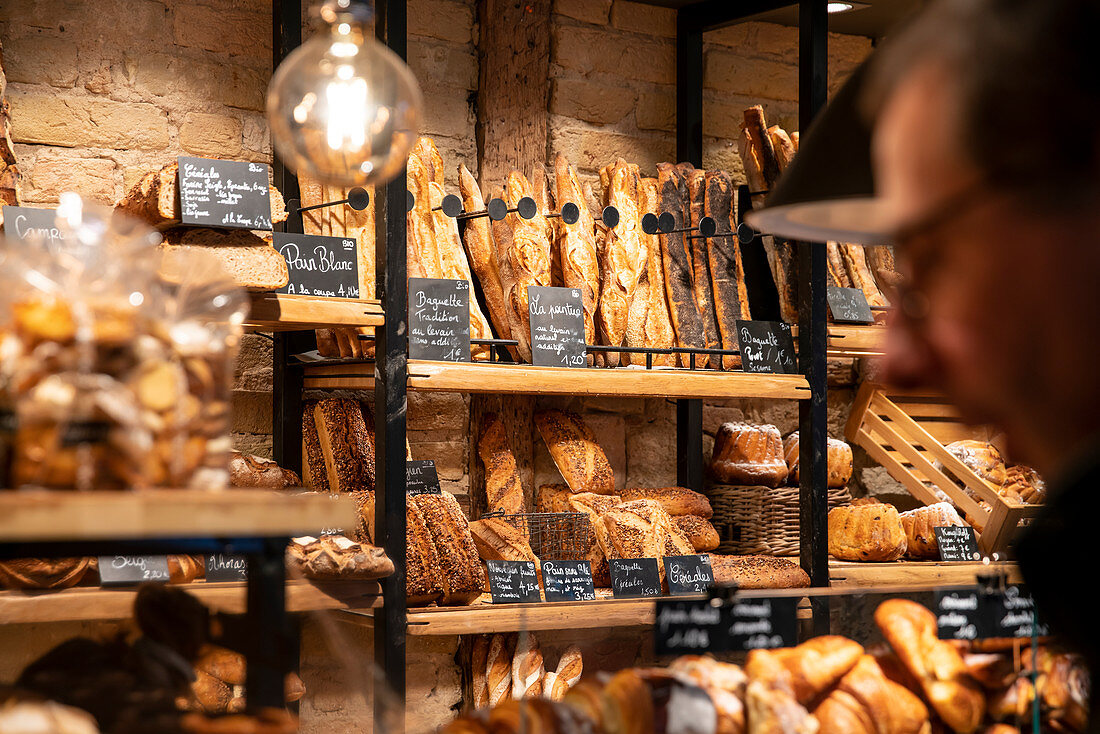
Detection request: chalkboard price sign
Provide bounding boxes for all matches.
[735,320,798,374]
[205,554,248,582]
[406,460,442,495]
[177,157,273,230]
[273,232,359,298]
[827,286,874,324]
[1,206,63,245]
[935,588,984,640]
[654,598,725,656]
[986,585,1049,639]
[541,560,596,602]
[527,286,587,368]
[98,555,171,586]
[409,278,472,362]
[935,526,981,562]
[609,558,662,599]
[486,560,542,604]
[727,596,799,650]
[663,555,715,596]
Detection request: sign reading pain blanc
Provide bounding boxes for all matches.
[273,232,360,298]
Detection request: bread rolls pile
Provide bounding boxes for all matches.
[445,599,1089,734]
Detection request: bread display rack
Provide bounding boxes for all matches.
[845,382,1042,554]
[245,293,384,331]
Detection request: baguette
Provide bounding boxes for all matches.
[840,243,890,318]
[704,170,748,369]
[487,633,517,706]
[552,154,601,349]
[406,153,438,280]
[622,278,650,362]
[619,486,712,518]
[826,242,854,288]
[867,245,902,294]
[413,136,445,187]
[768,125,797,173]
[633,177,676,366]
[459,165,512,345]
[596,160,647,368]
[686,169,720,368]
[477,414,527,515]
[471,635,492,709]
[498,171,552,362]
[430,180,492,359]
[549,646,583,701]
[657,163,705,364]
[512,633,545,699]
[157,232,289,292]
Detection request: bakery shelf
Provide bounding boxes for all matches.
[0,579,381,625]
[0,489,356,542]
[302,360,811,400]
[829,559,1022,589]
[245,293,384,331]
[788,324,886,359]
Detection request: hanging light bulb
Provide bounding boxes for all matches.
[267,0,422,187]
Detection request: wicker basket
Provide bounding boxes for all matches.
[706,484,852,556]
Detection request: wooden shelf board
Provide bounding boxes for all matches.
[790,324,886,359]
[245,294,383,331]
[0,579,381,624]
[829,559,1021,589]
[0,489,357,542]
[303,360,811,400]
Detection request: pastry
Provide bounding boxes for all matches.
[1001,465,1045,504]
[899,503,967,560]
[935,440,1007,489]
[745,678,819,734]
[620,486,713,518]
[747,637,864,706]
[782,433,853,488]
[672,515,720,552]
[534,410,615,494]
[828,504,907,562]
[709,422,788,488]
[812,655,930,734]
[707,555,810,589]
[478,414,526,516]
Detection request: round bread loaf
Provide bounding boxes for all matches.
[707,554,810,588]
[0,557,91,590]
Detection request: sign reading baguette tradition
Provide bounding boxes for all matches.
[486,560,541,604]
[1,206,63,245]
[826,286,875,324]
[97,555,171,586]
[405,460,441,495]
[408,278,472,362]
[205,554,248,582]
[609,558,662,599]
[735,320,798,374]
[663,555,714,596]
[177,157,273,230]
[541,560,596,602]
[527,286,587,368]
[273,232,359,298]
[934,526,981,562]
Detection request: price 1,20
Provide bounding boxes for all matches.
[560,352,586,367]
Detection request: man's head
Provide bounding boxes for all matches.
[865,0,1100,473]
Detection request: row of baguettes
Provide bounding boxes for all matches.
[737,104,900,323]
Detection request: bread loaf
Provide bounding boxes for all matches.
[704,170,750,369]
[512,633,545,699]
[782,433,853,488]
[707,554,810,589]
[229,451,300,489]
[634,176,676,366]
[536,484,572,514]
[413,137,444,186]
[685,167,720,367]
[826,242,854,289]
[471,635,492,709]
[0,558,91,590]
[406,498,445,605]
[840,243,890,317]
[672,515,720,552]
[313,398,375,494]
[657,163,706,365]
[487,633,517,706]
[596,160,647,368]
[534,410,615,494]
[812,655,930,734]
[622,278,650,366]
[875,599,985,733]
[936,440,1008,488]
[286,534,394,580]
[828,504,907,562]
[115,162,287,230]
[709,422,788,487]
[498,171,552,362]
[599,499,693,578]
[1002,464,1045,504]
[168,555,204,584]
[157,235,289,292]
[468,517,538,564]
[477,414,527,515]
[412,491,486,605]
[406,153,438,279]
[460,165,512,346]
[768,126,797,172]
[549,646,583,702]
[301,400,329,492]
[567,492,622,587]
[867,245,902,293]
[745,678,819,734]
[314,329,339,358]
[619,486,712,518]
[553,154,601,349]
[899,502,967,560]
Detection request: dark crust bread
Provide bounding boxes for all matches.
[657,163,705,363]
[0,558,91,589]
[707,554,810,589]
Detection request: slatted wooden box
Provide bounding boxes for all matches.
[844,382,1042,555]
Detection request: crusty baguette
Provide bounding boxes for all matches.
[826,242,854,288]
[157,235,289,292]
[552,154,601,349]
[790,132,800,151]
[622,278,650,362]
[116,161,287,231]
[596,160,647,368]
[867,245,902,296]
[533,168,557,265]
[487,633,516,706]
[768,125,797,173]
[406,153,438,280]
[413,137,444,187]
[685,168,720,368]
[704,171,748,369]
[471,634,492,709]
[498,171,552,363]
[632,176,676,366]
[657,163,705,365]
[840,244,890,313]
[459,165,513,345]
[550,646,583,701]
[477,413,527,515]
[512,633,545,699]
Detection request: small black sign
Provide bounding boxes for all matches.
[935,526,981,562]
[486,560,541,604]
[177,156,273,230]
[274,232,359,298]
[98,555,171,586]
[727,596,799,650]
[406,460,441,495]
[541,560,596,602]
[609,558,662,599]
[527,286,586,368]
[60,420,110,447]
[1,206,63,245]
[935,588,984,640]
[408,278,472,362]
[205,554,248,582]
[655,598,725,656]
[986,585,1049,639]
[735,320,797,374]
[827,286,874,324]
[663,555,715,596]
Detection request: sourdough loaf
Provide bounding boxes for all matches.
[468,517,538,564]
[567,492,622,587]
[534,410,615,494]
[229,452,299,489]
[707,554,810,589]
[0,557,91,590]
[286,534,393,580]
[598,499,693,578]
[412,491,486,605]
[709,422,788,487]
[704,170,750,369]
[301,399,329,492]
[657,163,706,365]
[477,414,527,515]
[157,234,289,292]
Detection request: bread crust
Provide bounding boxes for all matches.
[498,171,552,362]
[709,422,789,487]
[672,514,720,552]
[619,486,713,518]
[657,163,705,365]
[477,414,527,515]
[707,554,810,589]
[460,165,512,346]
[534,409,615,494]
[704,171,748,369]
[595,160,647,368]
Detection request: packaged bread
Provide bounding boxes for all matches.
[534,410,615,494]
[899,502,967,560]
[782,432,853,488]
[709,422,788,487]
[934,439,1008,490]
[828,504,907,562]
[1002,464,1045,504]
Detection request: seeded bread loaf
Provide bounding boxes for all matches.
[406,498,445,606]
[567,492,623,587]
[619,486,712,518]
[672,515,720,552]
[312,398,375,494]
[301,400,329,492]
[411,491,485,605]
[468,516,539,564]
[599,499,693,580]
[478,414,527,515]
[707,554,810,589]
[534,410,615,494]
[536,484,572,514]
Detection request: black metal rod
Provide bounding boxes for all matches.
[676,399,704,491]
[298,197,351,213]
[676,12,704,165]
[682,0,800,33]
[245,537,290,710]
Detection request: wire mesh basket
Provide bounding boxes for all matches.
[481,511,590,560]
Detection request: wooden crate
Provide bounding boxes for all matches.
[844,383,1042,555]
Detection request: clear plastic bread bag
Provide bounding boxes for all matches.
[0,194,247,490]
